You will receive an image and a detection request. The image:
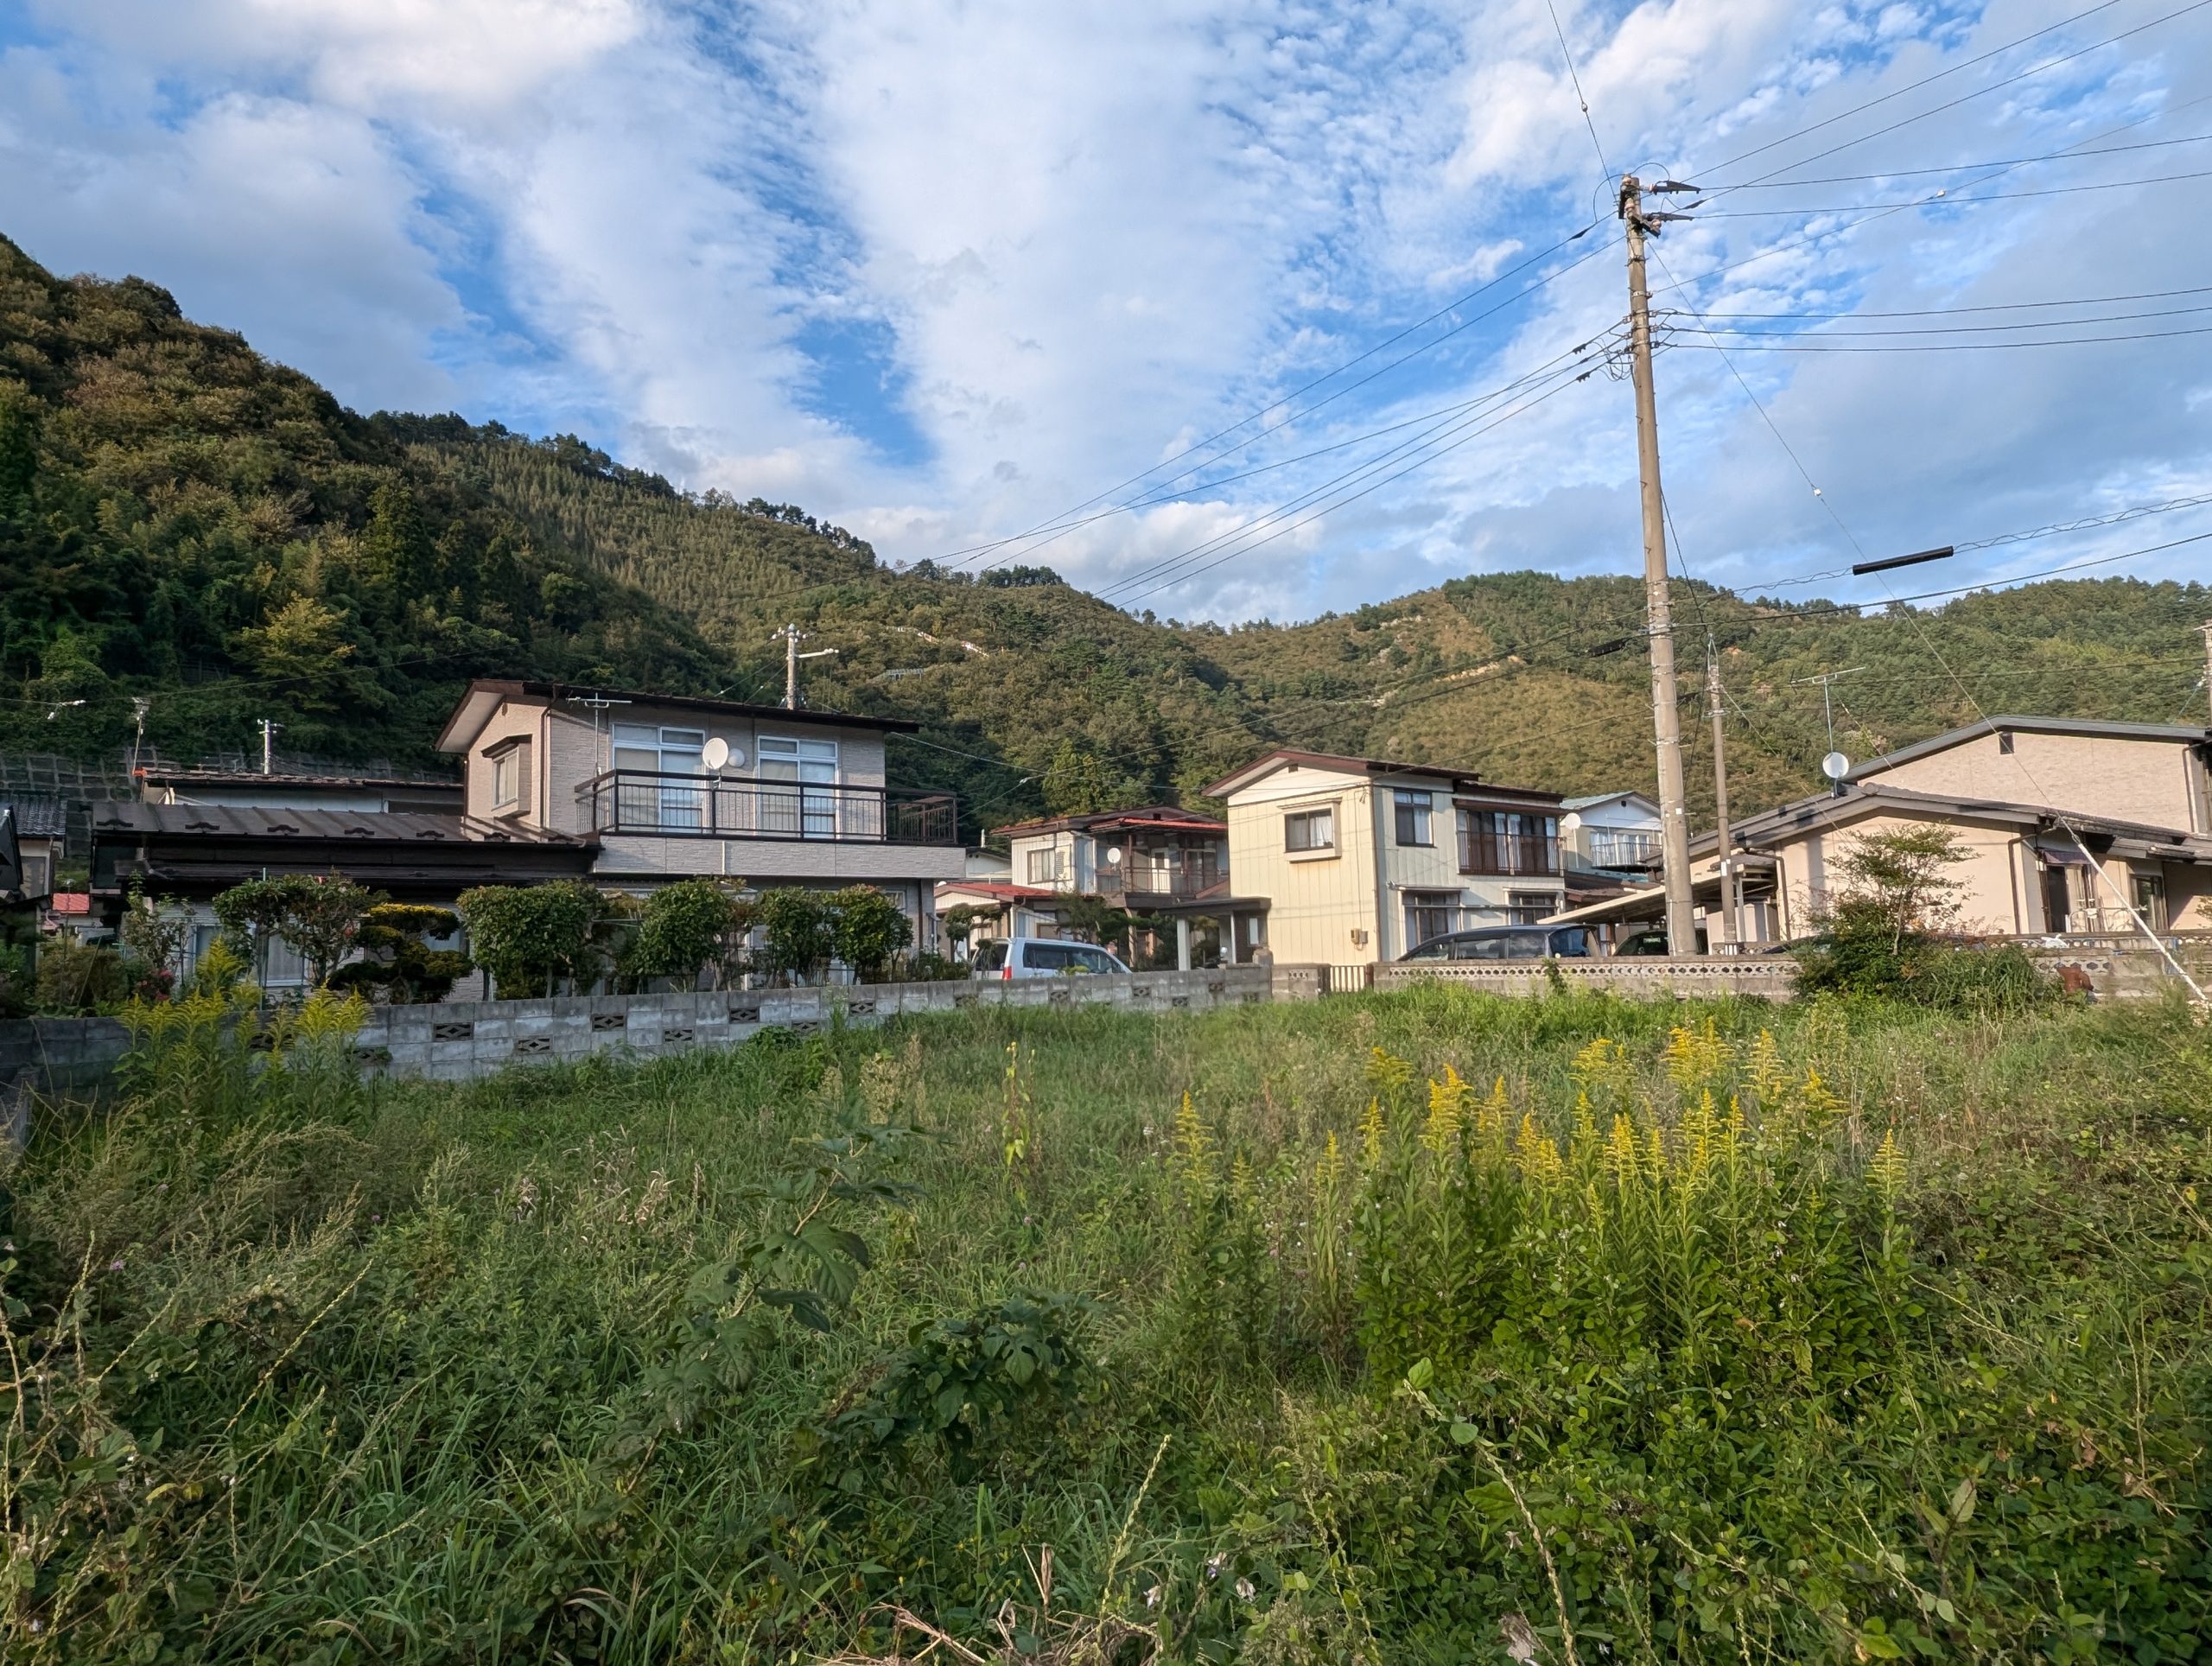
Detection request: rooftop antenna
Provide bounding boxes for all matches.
[772,623,838,709]
[563,693,632,774]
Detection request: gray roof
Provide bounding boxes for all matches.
[1561,790,1660,812]
[1849,715,2210,780]
[0,798,67,837]
[1706,782,2212,861]
[86,802,582,845]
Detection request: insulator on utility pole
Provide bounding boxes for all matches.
[773,623,838,710]
[1619,175,1698,957]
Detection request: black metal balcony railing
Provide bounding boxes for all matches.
[577,770,959,846]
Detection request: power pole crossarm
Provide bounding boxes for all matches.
[773,623,838,710]
[1620,175,1698,956]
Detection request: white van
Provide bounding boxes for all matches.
[969,938,1131,979]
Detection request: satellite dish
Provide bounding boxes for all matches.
[1105,847,1122,864]
[701,737,731,771]
[1821,751,1851,781]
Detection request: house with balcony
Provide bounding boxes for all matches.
[988,804,1263,966]
[1205,748,1565,966]
[433,679,966,944]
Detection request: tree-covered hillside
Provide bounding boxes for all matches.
[5,234,2207,831]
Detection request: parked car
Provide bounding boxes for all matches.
[1399,925,1597,963]
[1612,927,1674,957]
[969,937,1132,979]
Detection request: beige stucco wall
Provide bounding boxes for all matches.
[1770,810,2033,937]
[1860,730,2209,833]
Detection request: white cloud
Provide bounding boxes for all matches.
[7,0,2209,629]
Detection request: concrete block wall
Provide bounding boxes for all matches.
[1376,957,1802,1002]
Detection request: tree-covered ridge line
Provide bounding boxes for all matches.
[3,234,2206,833]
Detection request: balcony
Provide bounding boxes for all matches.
[577,770,959,846]
[1458,833,1560,877]
[1094,854,1224,903]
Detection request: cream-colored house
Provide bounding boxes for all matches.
[1847,715,2211,833]
[1205,749,1565,966]
[434,679,967,941]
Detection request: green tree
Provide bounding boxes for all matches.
[212,872,373,989]
[116,876,190,999]
[329,904,473,1005]
[455,881,606,998]
[754,888,830,985]
[828,886,912,982]
[626,879,753,989]
[230,597,360,712]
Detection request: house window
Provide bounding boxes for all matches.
[489,741,529,814]
[613,724,709,829]
[1403,890,1459,948]
[1027,848,1063,885]
[1458,808,1559,875]
[1285,807,1335,853]
[1508,890,1556,925]
[756,734,839,837]
[21,850,48,896]
[1393,790,1433,846]
[2133,872,2166,932]
[1587,829,1658,868]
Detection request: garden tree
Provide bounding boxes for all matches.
[1057,892,1159,954]
[827,886,912,982]
[1829,825,1970,952]
[329,904,473,1005]
[625,879,755,989]
[116,877,190,999]
[454,881,606,998]
[754,888,830,984]
[211,872,373,989]
[938,903,989,957]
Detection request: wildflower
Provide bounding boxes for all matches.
[1144,1584,1162,1610]
[108,1258,124,1272]
[1235,1577,1255,1601]
[1205,1555,1224,1580]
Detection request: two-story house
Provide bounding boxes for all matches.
[434,679,967,943]
[1206,749,1565,965]
[979,805,1251,966]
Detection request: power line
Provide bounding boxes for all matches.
[1087,345,1612,603]
[1688,283,2212,317]
[1709,128,2212,186]
[1688,0,2123,181]
[1700,0,2212,196]
[938,222,1608,571]
[1693,163,2212,216]
[1663,302,2212,334]
[1660,321,2212,351]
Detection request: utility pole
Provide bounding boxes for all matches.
[1620,174,1697,956]
[2200,620,2212,722]
[772,623,838,710]
[257,717,282,775]
[1706,649,1739,951]
[130,696,150,784]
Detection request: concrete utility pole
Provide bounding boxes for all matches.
[1706,650,1739,951]
[773,624,838,710]
[2200,620,2212,722]
[1619,175,1697,956]
[257,717,282,775]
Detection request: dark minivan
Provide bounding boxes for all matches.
[1400,925,1596,963]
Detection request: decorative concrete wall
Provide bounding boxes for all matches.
[353,966,1281,1084]
[1376,957,1802,1002]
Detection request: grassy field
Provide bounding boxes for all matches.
[3,985,2209,1663]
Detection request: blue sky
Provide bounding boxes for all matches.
[4,0,2209,630]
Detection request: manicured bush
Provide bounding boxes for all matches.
[826,885,912,982]
[755,887,831,983]
[454,880,606,997]
[211,871,373,987]
[623,878,753,989]
[329,904,473,1004]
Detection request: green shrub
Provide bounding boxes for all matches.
[756,887,831,983]
[827,885,912,982]
[454,879,605,997]
[34,936,130,1012]
[329,903,473,1004]
[622,878,751,989]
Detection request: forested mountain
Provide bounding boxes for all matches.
[4,235,2207,835]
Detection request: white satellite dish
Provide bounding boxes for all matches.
[1821,750,1851,781]
[701,737,732,771]
[1105,847,1122,865]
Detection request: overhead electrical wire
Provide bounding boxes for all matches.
[1688,283,2212,317]
[1692,163,2212,216]
[1661,321,2212,351]
[1710,128,2212,186]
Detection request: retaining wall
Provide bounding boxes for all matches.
[1376,957,1802,1002]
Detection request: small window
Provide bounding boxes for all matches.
[1285,807,1335,853]
[1403,890,1458,947]
[1393,789,1433,846]
[1998,730,2015,754]
[1508,890,1554,925]
[489,741,530,815]
[1027,848,1062,885]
